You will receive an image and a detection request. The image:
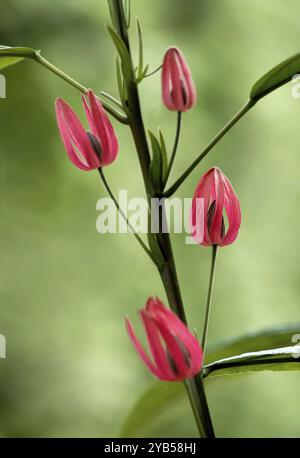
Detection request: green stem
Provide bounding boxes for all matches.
[34,53,128,124]
[157,208,187,324]
[164,99,255,197]
[164,111,182,187]
[159,240,216,438]
[108,0,214,438]
[144,64,162,79]
[201,245,218,359]
[183,380,205,436]
[109,0,151,196]
[98,168,156,264]
[35,52,87,93]
[155,209,215,437]
[190,374,215,437]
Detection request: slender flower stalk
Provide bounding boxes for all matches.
[164,99,255,197]
[36,52,128,123]
[144,64,162,79]
[164,111,182,186]
[98,168,156,264]
[36,52,87,93]
[191,168,241,359]
[201,245,218,357]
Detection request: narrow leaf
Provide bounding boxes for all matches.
[250,53,300,101]
[148,130,163,194]
[136,19,144,81]
[203,346,300,379]
[107,0,117,29]
[142,64,149,79]
[205,322,300,364]
[124,0,131,28]
[106,25,133,81]
[159,129,168,185]
[100,91,124,110]
[0,46,37,70]
[115,56,127,106]
[147,219,165,268]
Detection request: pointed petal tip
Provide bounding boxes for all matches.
[55,97,65,111]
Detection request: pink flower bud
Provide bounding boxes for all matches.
[191,167,241,246]
[161,47,197,112]
[55,89,118,171]
[126,297,203,381]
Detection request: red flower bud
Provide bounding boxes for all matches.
[161,47,197,112]
[191,167,241,246]
[55,89,118,171]
[126,297,203,381]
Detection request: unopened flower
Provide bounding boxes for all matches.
[161,47,196,112]
[191,167,241,246]
[126,297,203,381]
[55,89,118,170]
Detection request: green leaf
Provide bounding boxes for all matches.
[0,56,24,70]
[115,56,127,106]
[142,64,149,79]
[159,129,168,185]
[136,19,144,82]
[121,323,300,437]
[205,322,300,364]
[106,25,134,81]
[147,231,165,269]
[0,46,37,70]
[121,382,181,438]
[250,53,300,101]
[148,129,163,194]
[204,346,300,379]
[107,0,117,29]
[100,91,124,110]
[124,0,131,28]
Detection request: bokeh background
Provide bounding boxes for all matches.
[1,0,300,438]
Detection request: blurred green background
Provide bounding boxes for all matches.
[0,0,300,438]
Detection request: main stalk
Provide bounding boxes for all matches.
[108,0,215,438]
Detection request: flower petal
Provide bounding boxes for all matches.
[162,51,176,110]
[169,49,185,111]
[141,310,173,380]
[209,168,225,245]
[221,172,241,246]
[190,168,215,245]
[148,298,202,378]
[85,90,118,167]
[55,99,91,170]
[55,98,101,170]
[190,167,241,247]
[125,318,166,380]
[176,48,197,110]
[161,47,196,112]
